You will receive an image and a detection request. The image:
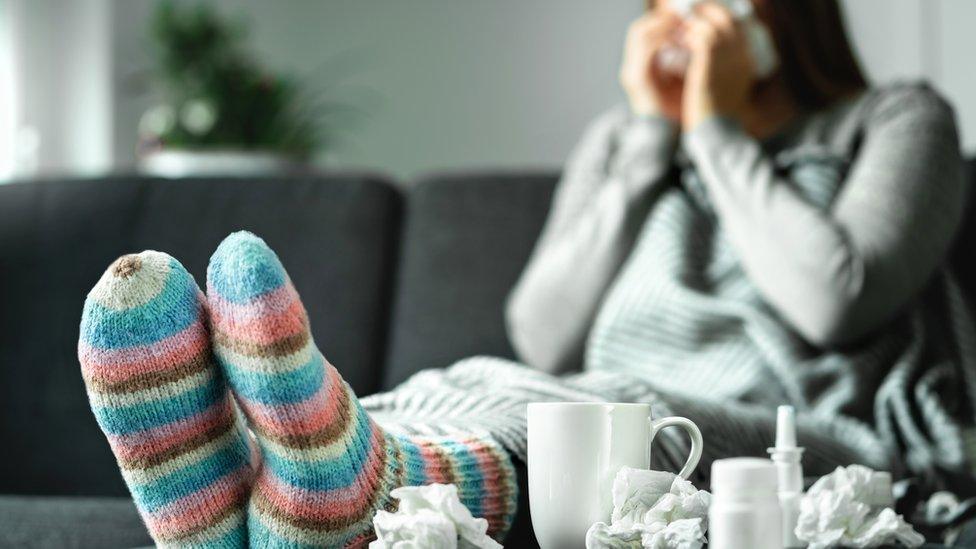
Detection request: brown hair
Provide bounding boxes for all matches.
[646,0,868,110]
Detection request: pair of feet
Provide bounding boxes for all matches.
[79,231,516,548]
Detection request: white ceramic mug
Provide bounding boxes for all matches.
[527,402,703,549]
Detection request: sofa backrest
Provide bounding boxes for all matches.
[382,172,556,389]
[953,159,976,300]
[0,161,973,498]
[0,175,401,496]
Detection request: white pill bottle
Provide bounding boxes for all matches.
[708,458,784,549]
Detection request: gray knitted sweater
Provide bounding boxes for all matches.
[504,82,975,474]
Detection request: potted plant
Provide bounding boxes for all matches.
[137,2,330,176]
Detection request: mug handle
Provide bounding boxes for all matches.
[648,416,703,479]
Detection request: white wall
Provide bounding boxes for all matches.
[934,0,976,152]
[2,0,113,178]
[109,0,976,180]
[3,0,974,180]
[110,0,639,179]
[0,0,15,179]
[841,0,976,153]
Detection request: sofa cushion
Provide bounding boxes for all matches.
[0,174,401,496]
[0,496,152,548]
[951,159,976,302]
[383,172,556,389]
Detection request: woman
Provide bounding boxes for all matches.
[506,0,974,487]
[78,0,973,546]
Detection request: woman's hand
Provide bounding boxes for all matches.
[682,2,755,129]
[619,11,683,119]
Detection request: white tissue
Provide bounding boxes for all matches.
[658,0,778,78]
[585,468,711,549]
[587,519,706,549]
[796,465,925,549]
[670,0,752,18]
[371,508,459,548]
[370,484,502,549]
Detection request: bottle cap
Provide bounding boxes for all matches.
[775,405,797,448]
[863,471,894,507]
[710,458,779,496]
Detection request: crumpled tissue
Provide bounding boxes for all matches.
[370,483,501,549]
[796,464,925,549]
[670,0,752,18]
[585,467,711,549]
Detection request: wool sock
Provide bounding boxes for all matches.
[206,231,517,547]
[79,251,253,548]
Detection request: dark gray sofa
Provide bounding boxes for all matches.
[1,164,973,548]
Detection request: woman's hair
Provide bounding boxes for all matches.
[646,0,869,110]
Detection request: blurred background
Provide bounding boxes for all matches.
[1,4,974,546]
[0,0,973,182]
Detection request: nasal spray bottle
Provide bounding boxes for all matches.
[768,405,806,548]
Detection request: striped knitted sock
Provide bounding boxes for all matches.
[206,231,517,547]
[78,251,253,548]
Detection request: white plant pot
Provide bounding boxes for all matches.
[138,149,303,178]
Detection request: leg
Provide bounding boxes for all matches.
[206,232,517,547]
[79,252,251,547]
[359,357,894,487]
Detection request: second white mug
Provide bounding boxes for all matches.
[527,402,703,549]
